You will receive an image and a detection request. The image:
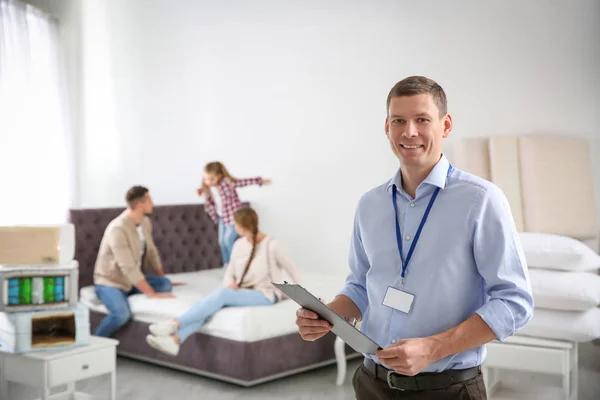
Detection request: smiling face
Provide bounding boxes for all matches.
[385,93,452,171]
[203,172,222,187]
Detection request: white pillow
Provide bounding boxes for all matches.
[529,269,600,311]
[517,307,600,343]
[519,232,600,271]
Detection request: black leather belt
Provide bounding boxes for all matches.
[363,358,481,391]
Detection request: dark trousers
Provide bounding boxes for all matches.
[352,362,488,400]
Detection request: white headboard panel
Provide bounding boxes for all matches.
[451,135,598,244]
[488,136,525,232]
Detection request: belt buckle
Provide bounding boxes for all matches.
[386,370,404,391]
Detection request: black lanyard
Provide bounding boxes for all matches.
[392,165,452,284]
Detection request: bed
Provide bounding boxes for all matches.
[79,268,344,348]
[69,204,357,387]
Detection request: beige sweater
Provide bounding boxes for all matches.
[94,211,163,291]
[223,236,301,300]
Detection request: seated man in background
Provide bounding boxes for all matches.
[93,185,175,337]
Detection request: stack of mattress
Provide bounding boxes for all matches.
[0,225,91,353]
[516,231,600,343]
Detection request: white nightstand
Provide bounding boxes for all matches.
[0,336,119,400]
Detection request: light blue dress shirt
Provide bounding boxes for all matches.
[339,155,534,372]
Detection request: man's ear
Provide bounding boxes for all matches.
[442,114,453,138]
[384,117,390,138]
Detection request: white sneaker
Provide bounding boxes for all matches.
[146,334,180,356]
[149,321,178,336]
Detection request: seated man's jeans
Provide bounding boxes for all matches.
[94,275,172,337]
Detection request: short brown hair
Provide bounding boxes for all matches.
[386,76,447,117]
[125,185,149,208]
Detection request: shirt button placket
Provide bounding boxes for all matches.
[406,202,415,242]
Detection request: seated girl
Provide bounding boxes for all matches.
[145,206,301,356]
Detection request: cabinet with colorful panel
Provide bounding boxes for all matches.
[0,260,79,312]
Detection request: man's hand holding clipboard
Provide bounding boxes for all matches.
[272,281,382,354]
[295,298,334,341]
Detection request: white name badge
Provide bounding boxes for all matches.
[382,286,415,314]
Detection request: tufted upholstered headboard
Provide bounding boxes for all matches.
[69,203,226,289]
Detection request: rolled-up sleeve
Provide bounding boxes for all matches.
[338,203,370,318]
[472,185,534,341]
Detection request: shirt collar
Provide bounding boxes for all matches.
[386,154,451,194]
[119,210,138,230]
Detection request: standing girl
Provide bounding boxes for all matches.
[197,161,271,265]
[145,207,301,356]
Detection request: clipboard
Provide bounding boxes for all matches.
[272,281,382,354]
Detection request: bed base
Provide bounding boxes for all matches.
[90,310,359,387]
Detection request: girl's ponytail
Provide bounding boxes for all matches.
[233,207,259,287]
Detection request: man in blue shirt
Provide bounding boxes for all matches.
[296,76,534,399]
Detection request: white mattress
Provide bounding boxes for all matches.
[80,268,345,343]
[82,269,600,344]
[516,307,600,343]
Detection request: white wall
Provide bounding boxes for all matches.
[75,0,600,274]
